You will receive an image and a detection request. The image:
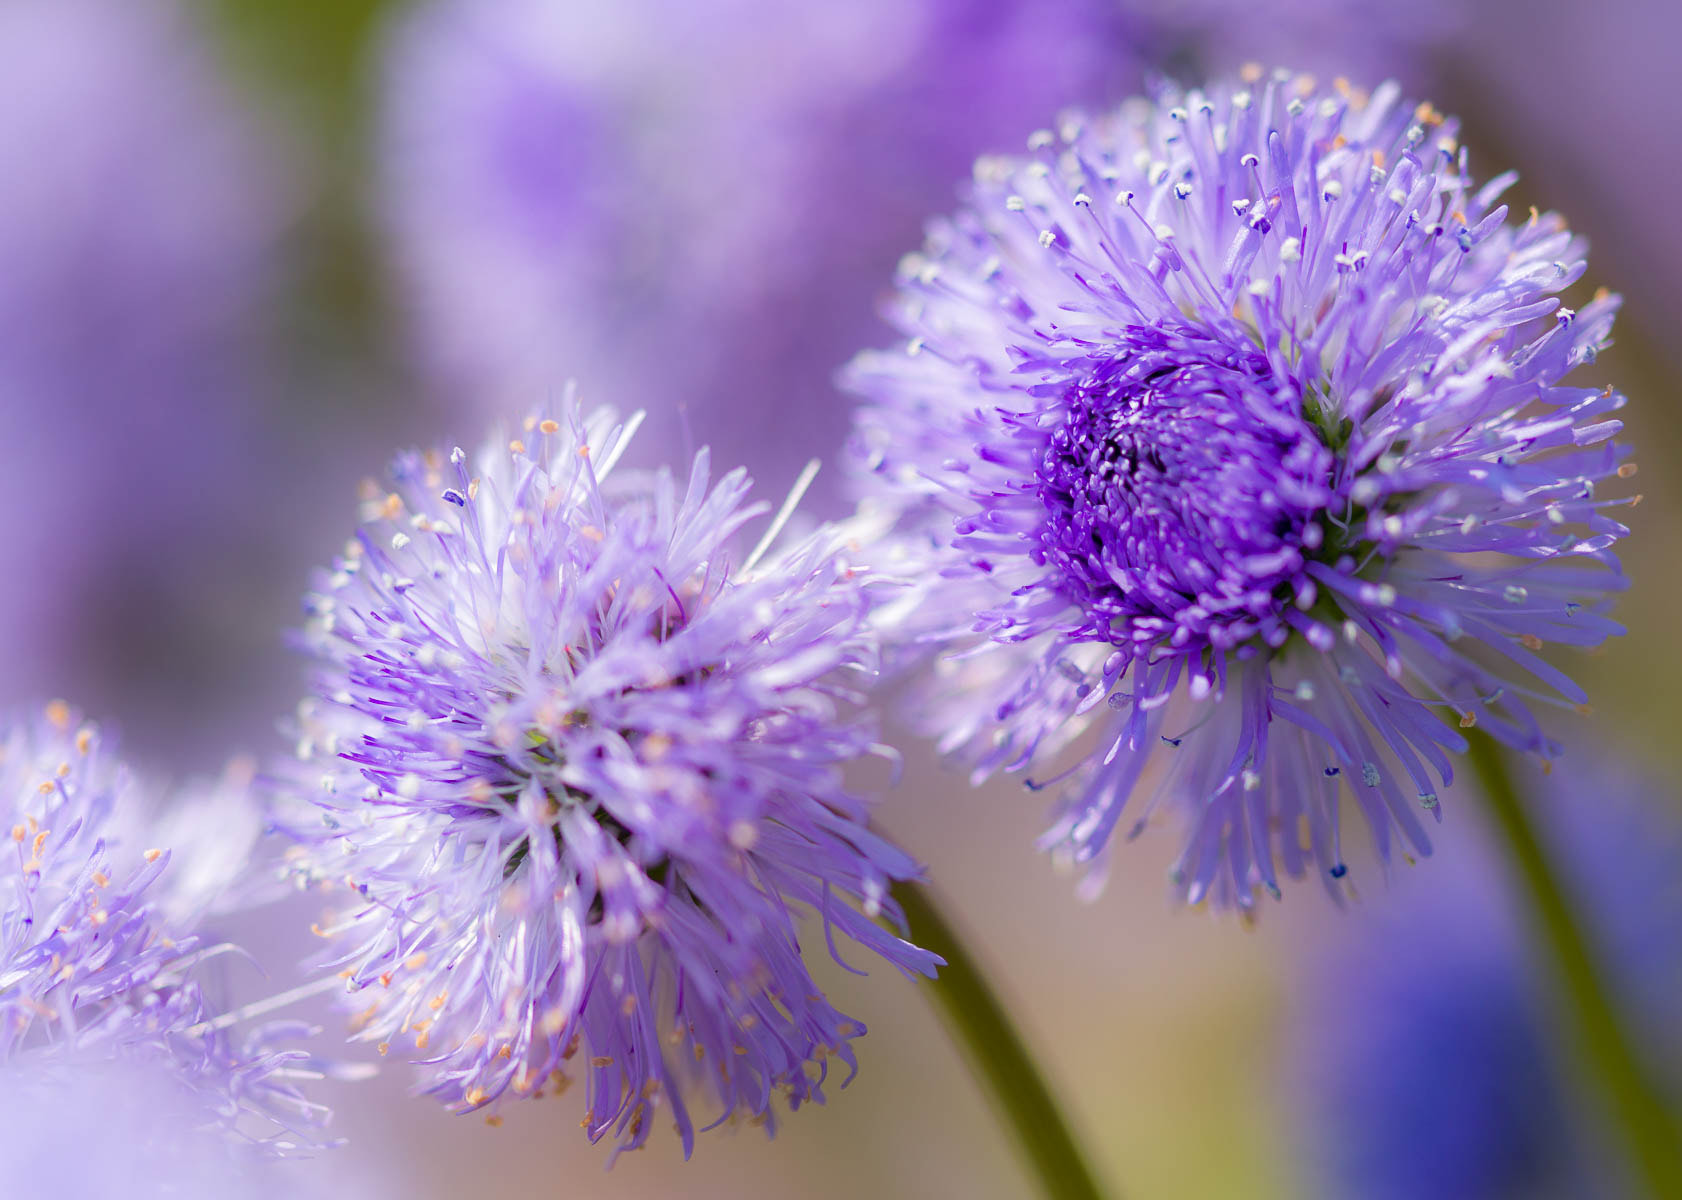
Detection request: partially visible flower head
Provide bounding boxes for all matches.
[0,703,327,1151]
[848,71,1631,911]
[1289,761,1682,1199]
[284,405,937,1154]
[0,1056,295,1199]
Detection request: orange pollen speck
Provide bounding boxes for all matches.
[1459,711,1478,729]
[538,419,560,435]
[1519,634,1544,651]
[143,849,162,863]
[44,701,71,729]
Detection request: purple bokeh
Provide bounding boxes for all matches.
[0,0,290,753]
[375,0,1451,514]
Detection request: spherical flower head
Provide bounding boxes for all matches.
[284,406,937,1154]
[1289,760,1682,1199]
[0,703,328,1151]
[847,71,1631,911]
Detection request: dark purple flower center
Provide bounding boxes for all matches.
[1033,326,1336,653]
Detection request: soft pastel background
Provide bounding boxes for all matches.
[4,0,1678,1195]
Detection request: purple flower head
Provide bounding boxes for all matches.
[848,71,1631,911]
[1289,760,1682,1199]
[283,404,937,1155]
[0,703,328,1151]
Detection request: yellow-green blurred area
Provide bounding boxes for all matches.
[5,0,1679,1195]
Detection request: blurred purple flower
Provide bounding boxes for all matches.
[0,702,329,1152]
[374,1,1458,513]
[1,1057,295,1198]
[0,0,288,743]
[846,72,1630,912]
[1289,760,1682,1199]
[281,404,936,1155]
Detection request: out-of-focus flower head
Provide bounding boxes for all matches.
[1289,760,1682,1199]
[847,71,1631,912]
[0,702,328,1151]
[375,1,1459,514]
[0,0,288,735]
[0,1051,386,1198]
[282,403,937,1155]
[374,0,1121,511]
[1,1056,279,1198]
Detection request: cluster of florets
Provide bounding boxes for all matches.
[0,702,324,1151]
[285,407,936,1153]
[848,69,1630,910]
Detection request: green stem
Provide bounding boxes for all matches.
[1464,733,1682,1197]
[893,880,1110,1200]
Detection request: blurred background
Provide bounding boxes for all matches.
[3,0,1678,1195]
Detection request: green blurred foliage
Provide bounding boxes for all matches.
[199,0,404,400]
[205,0,395,131]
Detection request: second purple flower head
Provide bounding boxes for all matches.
[284,404,936,1154]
